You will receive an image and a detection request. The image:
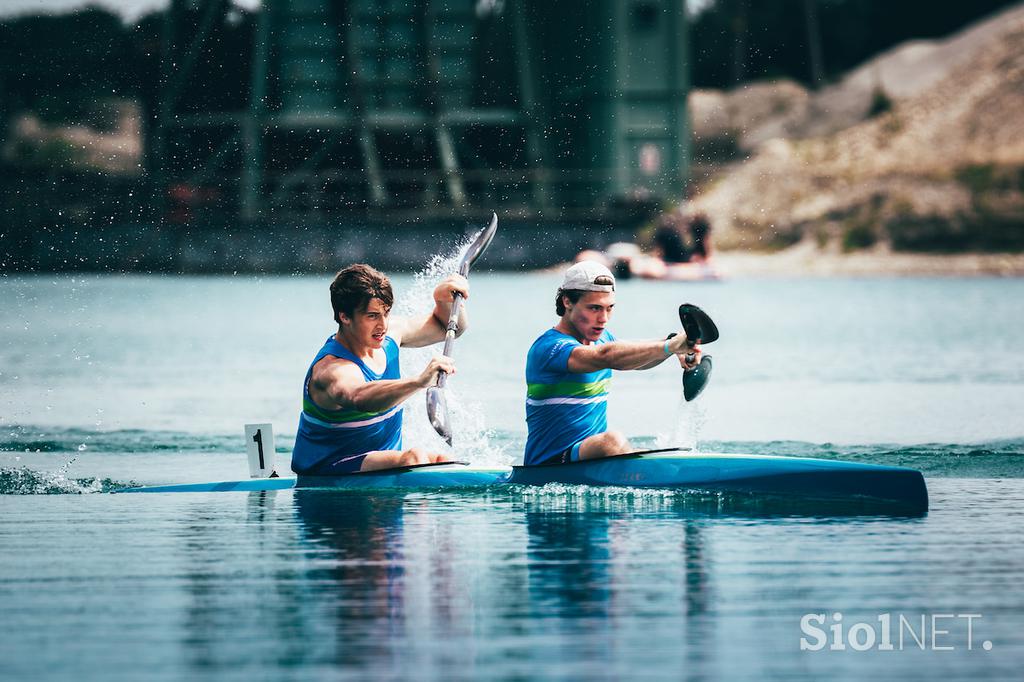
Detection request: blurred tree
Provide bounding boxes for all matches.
[0,7,135,125]
[0,4,256,126]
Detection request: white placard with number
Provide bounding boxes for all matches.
[244,423,276,478]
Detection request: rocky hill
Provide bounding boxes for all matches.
[689,2,1024,253]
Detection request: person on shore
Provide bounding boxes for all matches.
[571,211,718,281]
[523,261,701,465]
[687,213,714,264]
[652,213,691,264]
[291,264,468,475]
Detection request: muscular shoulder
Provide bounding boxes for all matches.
[311,354,363,389]
[527,329,579,376]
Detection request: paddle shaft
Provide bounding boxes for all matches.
[425,214,498,444]
[435,291,465,389]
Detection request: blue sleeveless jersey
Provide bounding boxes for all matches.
[291,335,403,474]
[523,328,615,466]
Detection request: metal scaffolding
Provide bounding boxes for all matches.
[153,0,690,224]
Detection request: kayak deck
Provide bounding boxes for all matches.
[119,477,299,493]
[119,452,928,511]
[119,463,510,493]
[298,464,511,490]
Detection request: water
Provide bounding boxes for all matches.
[2,272,1024,680]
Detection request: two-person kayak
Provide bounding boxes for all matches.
[120,448,929,513]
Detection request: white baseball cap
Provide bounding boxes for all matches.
[560,260,616,292]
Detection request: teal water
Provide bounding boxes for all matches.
[2,273,1024,679]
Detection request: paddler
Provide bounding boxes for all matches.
[291,264,468,475]
[524,260,701,465]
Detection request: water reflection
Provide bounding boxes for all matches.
[524,509,611,621]
[514,494,723,674]
[294,490,406,668]
[176,489,313,672]
[239,487,929,675]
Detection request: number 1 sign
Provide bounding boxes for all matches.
[244,423,277,478]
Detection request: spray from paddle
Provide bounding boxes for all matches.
[424,214,498,445]
[393,225,509,467]
[657,396,708,452]
[656,303,719,453]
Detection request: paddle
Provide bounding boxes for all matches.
[426,212,499,445]
[678,303,719,401]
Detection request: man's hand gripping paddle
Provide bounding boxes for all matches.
[678,303,719,401]
[426,213,499,445]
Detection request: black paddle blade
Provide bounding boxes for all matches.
[678,304,719,344]
[683,356,713,402]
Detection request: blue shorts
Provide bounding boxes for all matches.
[536,440,583,466]
[301,451,370,475]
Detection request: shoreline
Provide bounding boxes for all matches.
[713,241,1024,277]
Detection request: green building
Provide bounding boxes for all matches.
[154,0,690,223]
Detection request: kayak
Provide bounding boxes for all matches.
[118,450,928,511]
[118,462,508,493]
[300,463,509,490]
[509,451,928,512]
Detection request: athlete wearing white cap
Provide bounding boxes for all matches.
[523,261,701,466]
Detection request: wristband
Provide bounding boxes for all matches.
[664,332,677,355]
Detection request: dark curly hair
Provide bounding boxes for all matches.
[555,289,586,316]
[330,264,394,323]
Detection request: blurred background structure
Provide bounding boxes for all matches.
[152,0,689,224]
[0,0,1021,271]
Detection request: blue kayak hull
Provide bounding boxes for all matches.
[119,453,928,511]
[119,478,298,493]
[119,464,510,493]
[297,466,511,490]
[508,453,928,512]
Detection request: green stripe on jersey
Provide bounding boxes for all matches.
[302,397,388,424]
[527,378,611,400]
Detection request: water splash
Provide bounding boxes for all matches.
[393,237,511,466]
[511,482,682,504]
[655,395,708,452]
[0,466,126,494]
[505,483,770,516]
[502,482,917,517]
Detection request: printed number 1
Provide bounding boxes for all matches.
[253,429,265,469]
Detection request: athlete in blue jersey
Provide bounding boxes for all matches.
[524,261,702,466]
[292,263,468,475]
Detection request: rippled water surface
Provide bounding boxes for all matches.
[2,272,1024,680]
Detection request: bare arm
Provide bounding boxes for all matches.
[634,352,672,371]
[396,274,470,348]
[566,334,699,373]
[633,334,685,370]
[311,355,455,413]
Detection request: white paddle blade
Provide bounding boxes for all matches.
[425,387,453,445]
[244,423,276,478]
